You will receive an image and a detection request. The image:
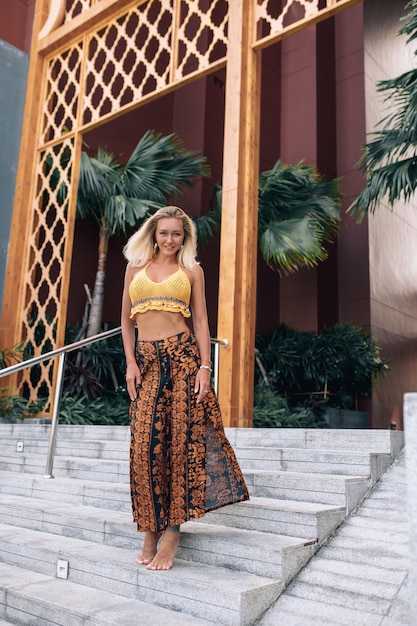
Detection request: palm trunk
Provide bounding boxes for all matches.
[86,221,110,337]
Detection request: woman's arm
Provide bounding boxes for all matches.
[189,265,212,403]
[121,264,141,401]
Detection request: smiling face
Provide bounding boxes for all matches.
[154,217,185,258]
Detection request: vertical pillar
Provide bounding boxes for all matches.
[404,392,417,624]
[0,0,50,349]
[0,0,83,410]
[217,0,260,427]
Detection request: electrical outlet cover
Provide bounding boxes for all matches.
[56,559,69,579]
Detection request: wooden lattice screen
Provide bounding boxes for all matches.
[1,0,361,422]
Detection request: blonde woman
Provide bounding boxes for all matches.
[121,206,249,571]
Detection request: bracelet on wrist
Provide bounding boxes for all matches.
[200,364,212,372]
[201,359,212,365]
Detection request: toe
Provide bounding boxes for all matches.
[136,556,151,565]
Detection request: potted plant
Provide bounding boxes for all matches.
[255,323,389,428]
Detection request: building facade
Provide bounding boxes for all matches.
[1,0,416,428]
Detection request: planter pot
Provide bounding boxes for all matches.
[323,408,369,429]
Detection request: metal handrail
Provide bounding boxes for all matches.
[0,327,123,378]
[0,327,228,478]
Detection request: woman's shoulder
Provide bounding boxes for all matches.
[125,261,148,279]
[181,261,203,277]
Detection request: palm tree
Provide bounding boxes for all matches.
[76,130,214,336]
[211,161,341,274]
[256,161,341,273]
[349,0,417,221]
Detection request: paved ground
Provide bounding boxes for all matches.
[257,449,410,625]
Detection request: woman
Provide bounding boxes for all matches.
[121,206,249,571]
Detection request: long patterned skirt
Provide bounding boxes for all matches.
[129,329,249,532]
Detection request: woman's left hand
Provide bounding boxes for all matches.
[194,368,211,403]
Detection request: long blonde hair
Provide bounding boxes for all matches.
[123,206,198,270]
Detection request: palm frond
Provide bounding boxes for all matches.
[193,210,221,249]
[106,196,159,235]
[76,150,119,222]
[257,161,341,272]
[191,183,222,248]
[349,1,417,220]
[260,218,329,274]
[117,130,210,202]
[400,1,417,44]
[77,131,211,236]
[349,157,417,220]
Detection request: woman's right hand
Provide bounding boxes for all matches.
[125,362,141,401]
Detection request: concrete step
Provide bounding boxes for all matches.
[177,521,316,582]
[0,437,129,461]
[0,424,130,442]
[0,471,346,541]
[234,447,392,481]
[0,494,318,582]
[257,593,384,626]
[0,459,369,512]
[0,448,380,482]
[0,425,404,625]
[0,452,130,482]
[0,445,385,483]
[243,469,370,512]
[0,470,131,511]
[0,424,404,456]
[0,524,281,626]
[0,437,392,482]
[0,562,217,625]
[257,450,409,626]
[227,428,404,456]
[200,496,346,543]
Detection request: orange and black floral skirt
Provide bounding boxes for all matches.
[129,329,249,532]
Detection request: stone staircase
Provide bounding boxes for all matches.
[0,424,404,625]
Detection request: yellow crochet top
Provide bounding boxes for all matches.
[129,262,191,319]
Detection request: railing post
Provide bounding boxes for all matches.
[404,392,417,624]
[213,341,220,397]
[44,352,67,478]
[212,339,228,397]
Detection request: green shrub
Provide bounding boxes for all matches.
[0,343,24,369]
[256,323,389,413]
[253,382,324,428]
[1,324,129,424]
[59,389,130,425]
[0,341,46,421]
[0,388,46,422]
[63,324,126,400]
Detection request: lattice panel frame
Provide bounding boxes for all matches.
[82,0,229,125]
[255,0,361,48]
[42,42,83,143]
[18,138,75,406]
[175,0,228,79]
[83,1,174,124]
[64,0,95,23]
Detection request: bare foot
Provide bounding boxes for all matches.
[136,531,161,565]
[146,529,180,571]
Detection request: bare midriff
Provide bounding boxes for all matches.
[134,310,189,341]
